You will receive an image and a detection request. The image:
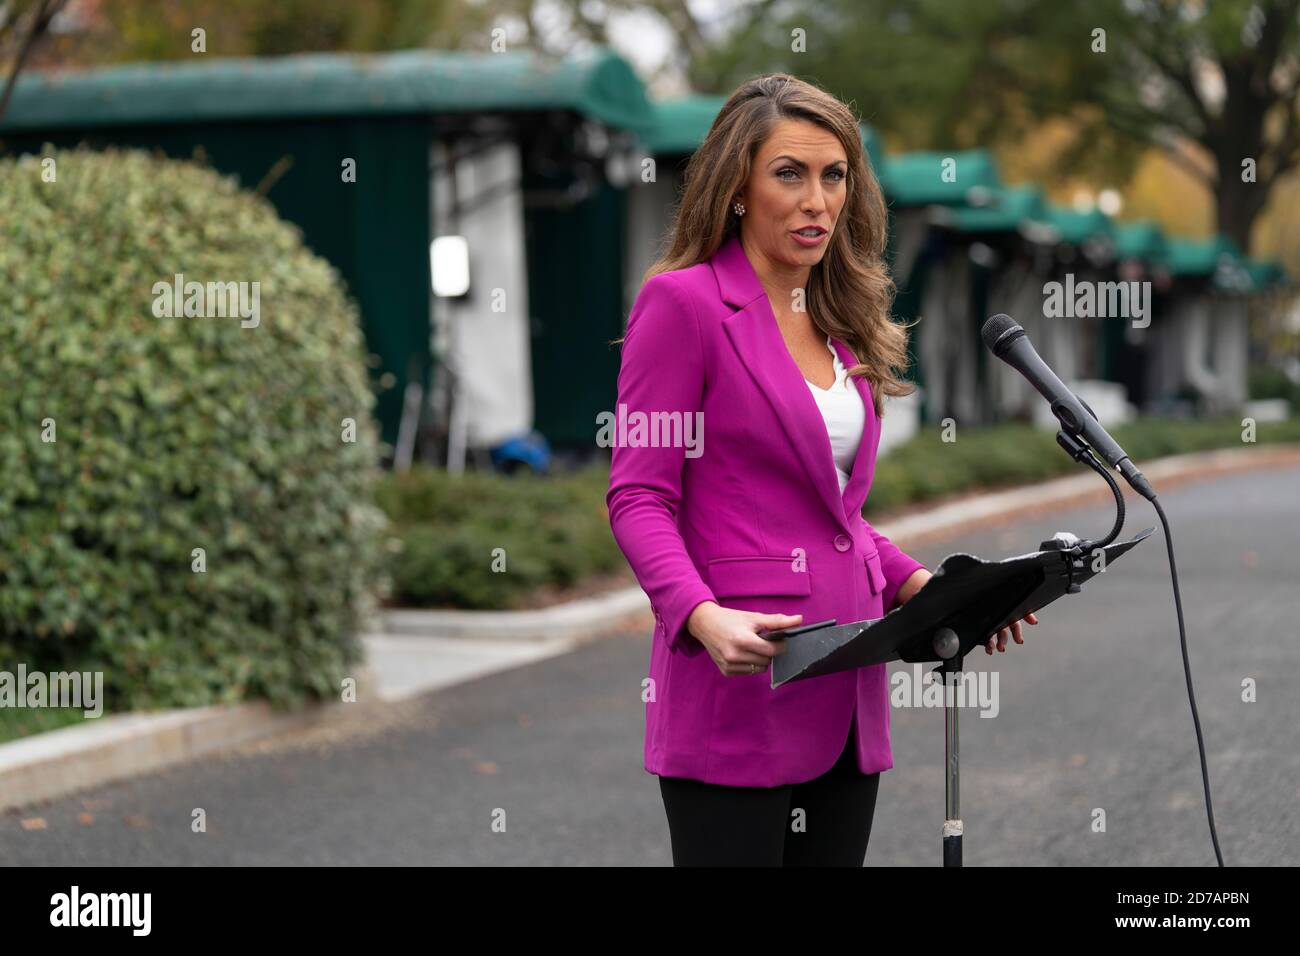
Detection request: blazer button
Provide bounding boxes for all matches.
[833,534,852,552]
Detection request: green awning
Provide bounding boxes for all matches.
[1043,204,1114,245]
[1165,234,1244,276]
[646,93,886,170]
[0,47,655,134]
[645,94,727,154]
[1243,257,1288,290]
[937,183,1048,233]
[1122,231,1282,292]
[859,123,885,173]
[878,149,1002,206]
[1165,234,1254,291]
[1114,220,1167,263]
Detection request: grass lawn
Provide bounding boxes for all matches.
[0,706,91,746]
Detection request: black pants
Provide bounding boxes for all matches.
[657,722,881,866]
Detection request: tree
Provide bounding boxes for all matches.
[1044,0,1300,252]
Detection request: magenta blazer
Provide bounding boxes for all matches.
[607,231,927,787]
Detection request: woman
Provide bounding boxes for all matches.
[606,73,1036,867]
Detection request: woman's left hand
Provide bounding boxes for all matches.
[984,611,1038,654]
[894,568,1039,654]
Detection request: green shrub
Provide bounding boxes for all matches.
[375,463,625,609]
[0,146,389,711]
[1248,364,1300,406]
[376,416,1300,610]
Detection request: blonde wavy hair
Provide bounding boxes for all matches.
[617,72,916,419]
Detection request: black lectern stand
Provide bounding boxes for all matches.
[768,525,1153,866]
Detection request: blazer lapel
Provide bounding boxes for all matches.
[711,232,858,533]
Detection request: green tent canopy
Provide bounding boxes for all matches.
[644,94,727,154]
[1165,234,1253,291]
[0,47,656,134]
[858,123,886,173]
[1043,204,1114,246]
[645,93,887,170]
[1164,234,1242,274]
[1114,220,1168,264]
[877,149,1002,206]
[1165,234,1244,276]
[1243,257,1288,290]
[936,183,1048,233]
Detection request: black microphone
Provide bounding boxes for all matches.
[982,313,1156,501]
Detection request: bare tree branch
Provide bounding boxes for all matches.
[1088,96,1219,187]
[1121,7,1218,136]
[1250,0,1300,94]
[654,0,715,66]
[0,0,69,124]
[564,0,610,46]
[1265,94,1300,178]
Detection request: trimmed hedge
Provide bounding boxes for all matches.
[0,147,389,711]
[375,463,624,609]
[1248,364,1300,407]
[377,418,1299,610]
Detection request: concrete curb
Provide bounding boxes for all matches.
[382,581,652,642]
[0,667,385,813]
[3,442,1297,813]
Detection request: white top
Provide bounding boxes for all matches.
[805,336,865,492]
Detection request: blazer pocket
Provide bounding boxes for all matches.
[864,551,885,596]
[706,555,812,598]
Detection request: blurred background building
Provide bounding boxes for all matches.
[3,0,1297,469]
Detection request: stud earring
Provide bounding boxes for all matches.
[733,201,746,217]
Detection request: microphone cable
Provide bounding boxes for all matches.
[1062,433,1224,865]
[1151,494,1226,867]
[985,314,1224,864]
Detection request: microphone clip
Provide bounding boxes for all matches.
[1055,428,1093,464]
[1038,530,1087,593]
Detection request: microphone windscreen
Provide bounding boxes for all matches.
[981,313,1022,356]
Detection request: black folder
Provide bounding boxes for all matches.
[770,527,1154,688]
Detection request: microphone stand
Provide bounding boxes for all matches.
[934,426,1124,867]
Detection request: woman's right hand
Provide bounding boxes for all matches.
[686,601,800,676]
